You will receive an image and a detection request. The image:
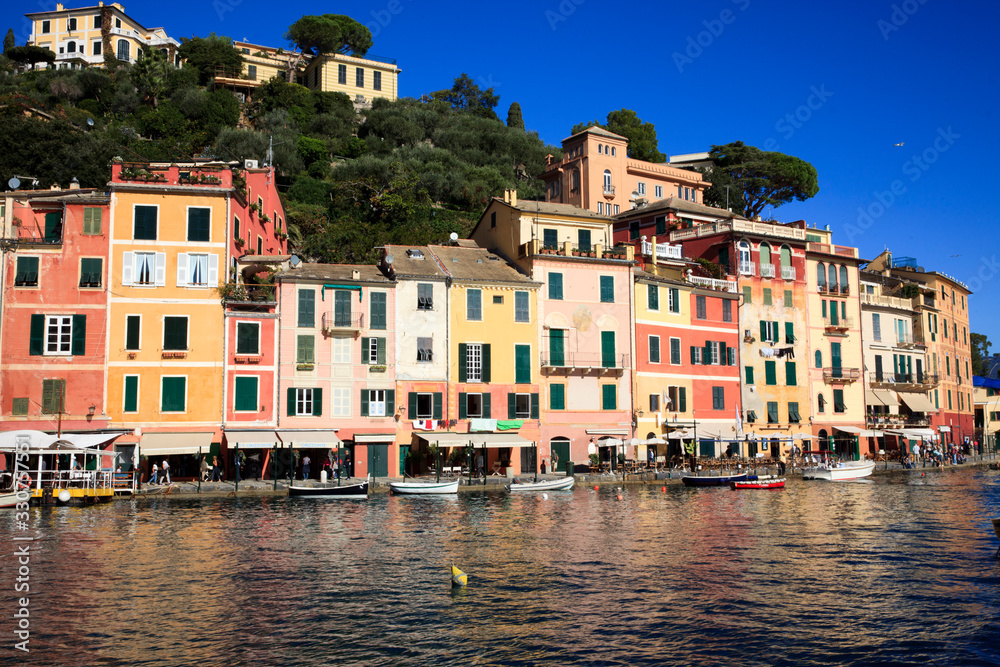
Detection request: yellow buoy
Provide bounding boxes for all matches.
[451,565,468,587]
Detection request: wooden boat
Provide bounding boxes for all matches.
[505,476,575,492]
[288,481,368,499]
[800,451,875,481]
[0,490,20,509]
[389,480,459,495]
[731,478,786,490]
[681,473,749,487]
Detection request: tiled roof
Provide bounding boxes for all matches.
[615,197,743,220]
[509,199,612,221]
[280,264,392,284]
[427,246,537,285]
[565,126,627,142]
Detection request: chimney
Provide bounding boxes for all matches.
[69,177,80,190]
[351,269,360,280]
[503,189,518,207]
[56,3,64,9]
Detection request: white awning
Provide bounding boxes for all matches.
[874,389,899,407]
[141,432,214,456]
[790,433,817,439]
[898,392,935,412]
[353,433,396,443]
[865,388,885,406]
[62,433,125,449]
[225,430,278,449]
[417,433,533,448]
[667,430,692,440]
[586,428,629,436]
[277,430,341,447]
[642,437,667,445]
[938,425,951,432]
[834,426,865,435]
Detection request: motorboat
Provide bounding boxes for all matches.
[800,451,875,481]
[505,476,575,492]
[681,473,749,487]
[389,480,459,495]
[731,478,786,490]
[288,481,368,499]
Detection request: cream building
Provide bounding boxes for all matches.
[300,52,400,107]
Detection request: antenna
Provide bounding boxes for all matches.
[449,232,458,243]
[385,254,395,265]
[8,177,20,190]
[289,255,301,268]
[86,118,95,127]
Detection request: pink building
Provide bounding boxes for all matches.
[542,126,708,216]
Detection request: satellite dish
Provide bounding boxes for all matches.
[86,118,95,127]
[449,232,459,242]
[8,177,20,190]
[385,254,394,265]
[289,255,301,268]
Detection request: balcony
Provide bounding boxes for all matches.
[640,237,683,260]
[321,311,365,335]
[669,219,807,243]
[823,367,861,383]
[896,333,925,349]
[867,415,930,429]
[739,262,755,277]
[868,372,940,390]
[223,284,276,307]
[806,242,859,259]
[781,265,796,281]
[824,316,855,333]
[540,352,629,375]
[603,185,616,197]
[112,162,232,188]
[759,264,776,279]
[860,292,916,311]
[14,219,62,246]
[520,239,634,261]
[689,275,738,293]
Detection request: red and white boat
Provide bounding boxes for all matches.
[731,477,785,490]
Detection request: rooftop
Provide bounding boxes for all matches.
[564,125,627,143]
[615,196,743,221]
[279,264,392,284]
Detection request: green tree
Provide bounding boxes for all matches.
[4,28,15,53]
[285,14,372,56]
[570,109,665,162]
[130,50,172,107]
[506,102,524,131]
[971,333,992,376]
[177,34,244,86]
[430,73,500,120]
[5,45,55,68]
[706,141,819,219]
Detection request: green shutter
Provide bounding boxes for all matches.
[408,392,418,417]
[670,288,680,313]
[550,330,565,366]
[44,211,62,241]
[360,390,369,416]
[134,206,157,240]
[600,276,614,303]
[126,316,140,351]
[515,345,530,383]
[360,337,370,364]
[765,360,776,385]
[648,285,658,310]
[71,314,86,355]
[550,384,565,410]
[760,320,767,341]
[531,393,539,419]
[690,346,697,364]
[549,272,563,300]
[602,384,616,410]
[386,390,394,415]
[312,388,322,416]
[161,377,185,412]
[297,335,314,363]
[83,207,102,235]
[30,314,44,355]
[745,366,754,384]
[123,375,138,412]
[743,286,752,304]
[188,208,210,242]
[458,343,467,382]
[235,377,258,411]
[785,361,796,386]
[763,288,771,305]
[719,342,727,366]
[702,342,711,365]
[822,300,827,318]
[237,323,258,354]
[784,290,792,307]
[601,331,616,368]
[458,393,467,419]
[433,392,442,420]
[376,337,386,365]
[370,292,386,330]
[298,289,315,327]
[678,387,687,413]
[767,401,779,423]
[508,392,516,419]
[287,388,296,416]
[727,347,736,365]
[785,322,794,343]
[482,392,491,418]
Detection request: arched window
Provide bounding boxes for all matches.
[780,245,792,270]
[117,39,130,61]
[817,397,826,414]
[67,41,76,53]
[818,429,830,450]
[816,262,826,287]
[828,264,838,289]
[738,241,751,274]
[839,265,848,291]
[611,146,616,157]
[603,170,612,193]
[571,170,579,191]
[759,242,772,267]
[598,144,603,155]
[815,350,823,368]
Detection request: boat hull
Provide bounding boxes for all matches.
[0,491,20,508]
[681,474,749,487]
[731,479,786,490]
[506,477,575,492]
[389,480,459,495]
[288,482,368,498]
[801,461,875,481]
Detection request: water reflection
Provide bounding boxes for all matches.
[3,469,1000,666]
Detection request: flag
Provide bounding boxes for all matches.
[735,403,744,440]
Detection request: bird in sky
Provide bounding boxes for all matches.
[894,142,905,147]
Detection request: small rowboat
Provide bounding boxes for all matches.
[389,480,459,495]
[506,476,575,492]
[731,478,786,490]
[681,473,749,487]
[288,481,368,499]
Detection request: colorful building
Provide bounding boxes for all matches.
[276,264,397,479]
[26,2,181,69]
[300,52,400,108]
[541,126,708,215]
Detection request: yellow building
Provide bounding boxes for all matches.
[301,52,400,107]
[211,42,296,103]
[27,2,180,69]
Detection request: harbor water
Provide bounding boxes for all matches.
[3,468,1000,666]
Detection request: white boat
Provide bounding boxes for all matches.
[1,491,20,509]
[801,451,876,481]
[506,476,575,492]
[389,480,459,495]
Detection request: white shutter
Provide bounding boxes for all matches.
[207,253,219,286]
[121,252,133,286]
[176,253,188,287]
[154,252,166,287]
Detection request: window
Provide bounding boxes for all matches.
[186,207,210,242]
[505,392,534,419]
[43,315,73,355]
[542,228,559,249]
[360,336,385,365]
[670,337,681,365]
[738,241,752,274]
[356,67,364,87]
[578,229,591,253]
[41,378,65,414]
[36,313,85,356]
[467,289,482,320]
[767,401,779,424]
[833,389,846,413]
[515,344,531,383]
[417,337,433,362]
[133,205,157,240]
[514,291,530,322]
[122,375,139,413]
[696,295,707,319]
[370,291,387,330]
[338,64,347,84]
[788,402,801,423]
[707,341,721,365]
[163,316,188,351]
[598,202,604,215]
[600,276,614,303]
[125,315,141,351]
[785,361,797,386]
[117,39,130,61]
[765,360,777,385]
[745,366,755,384]
[234,377,258,412]
[666,386,687,412]
[785,322,795,344]
[649,335,660,364]
[872,313,881,341]
[815,350,822,368]
[298,290,315,327]
[723,300,732,322]
[691,346,701,365]
[294,335,314,365]
[668,288,681,313]
[236,322,259,354]
[92,41,101,55]
[257,237,263,255]
[373,70,382,91]
[460,343,489,382]
[83,207,102,235]
[637,182,646,196]
[816,262,826,288]
[784,290,792,308]
[548,272,563,300]
[247,64,257,80]
[649,393,660,412]
[603,170,612,194]
[601,384,617,410]
[176,253,216,287]
[414,283,434,311]
[289,387,321,416]
[818,394,825,413]
[460,392,489,418]
[763,288,772,305]
[412,392,440,419]
[333,290,352,326]
[840,265,848,290]
[712,387,725,410]
[743,286,752,304]
[655,185,663,198]
[15,257,39,287]
[332,388,351,417]
[161,376,187,413]
[333,336,351,364]
[648,284,659,310]
[42,20,50,33]
[760,320,779,343]
[233,215,241,241]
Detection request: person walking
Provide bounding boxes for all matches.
[162,459,171,485]
[211,456,222,482]
[476,452,484,478]
[234,451,242,483]
[302,455,311,480]
[149,462,159,485]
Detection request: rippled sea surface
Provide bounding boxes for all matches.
[4,468,1000,666]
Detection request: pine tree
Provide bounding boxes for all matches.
[3,28,15,54]
[506,102,524,131]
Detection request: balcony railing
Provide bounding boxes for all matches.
[739,262,755,276]
[781,265,796,280]
[823,367,861,382]
[321,311,365,333]
[540,353,630,373]
[867,415,931,428]
[669,219,807,242]
[860,292,916,311]
[759,264,776,278]
[603,185,616,196]
[868,372,940,388]
[824,316,855,332]
[521,240,634,261]
[640,238,683,260]
[896,333,925,349]
[15,220,62,245]
[224,284,276,304]
[689,275,738,293]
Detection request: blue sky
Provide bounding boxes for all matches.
[6,0,998,343]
